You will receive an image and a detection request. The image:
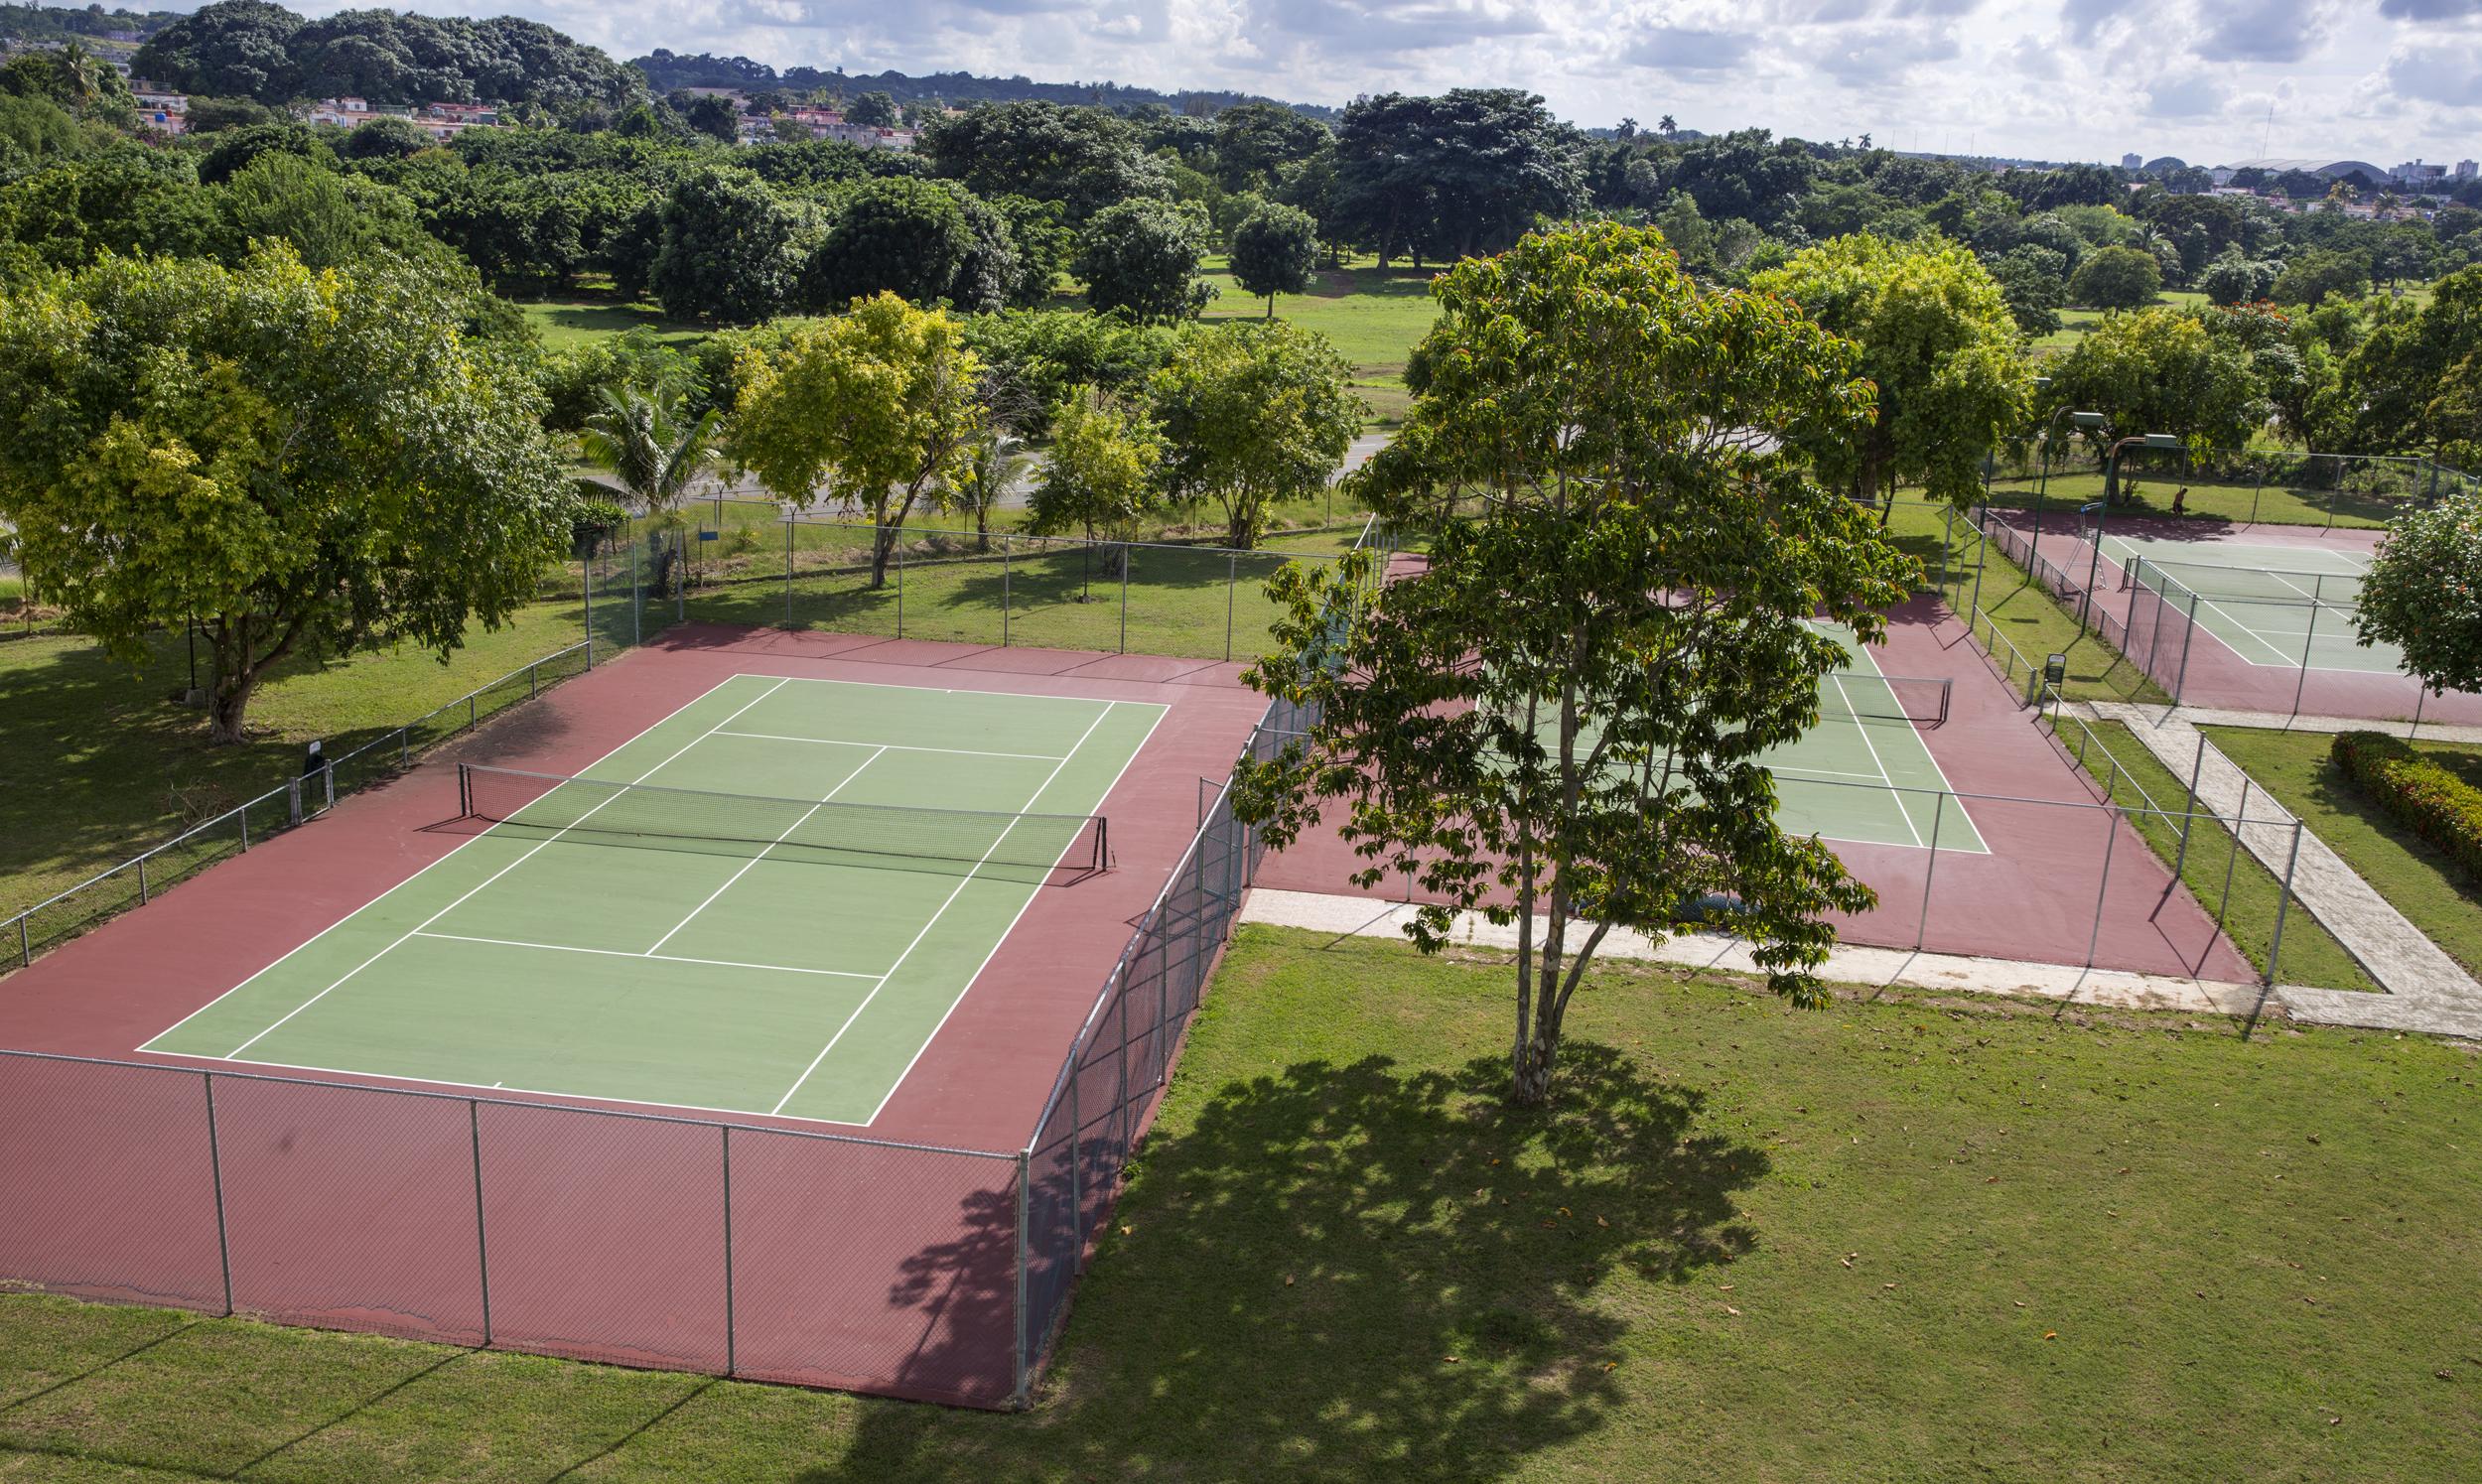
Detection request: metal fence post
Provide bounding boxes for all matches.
[1003,537,1012,647]
[1916,792,1944,950]
[469,693,478,733]
[2173,733,2205,877]
[1066,1072,1082,1224]
[2168,591,2200,704]
[470,1099,491,1347]
[896,539,905,639]
[2291,602,2320,716]
[2411,686,2427,742]
[1225,553,1237,663]
[1013,1149,1031,1409]
[203,1072,234,1316]
[581,554,592,660]
[1119,545,1131,654]
[2215,782,2249,934]
[287,775,302,828]
[323,762,335,814]
[2085,807,2120,968]
[17,914,28,968]
[2266,823,2305,987]
[785,516,794,628]
[138,856,149,905]
[722,1125,736,1378]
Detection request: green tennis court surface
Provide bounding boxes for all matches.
[144,675,1165,1125]
[2105,535,2392,673]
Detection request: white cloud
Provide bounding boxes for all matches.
[292,0,2482,165]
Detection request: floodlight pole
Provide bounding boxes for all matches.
[2033,406,2109,554]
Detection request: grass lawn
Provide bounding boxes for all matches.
[0,597,596,927]
[1983,469,2416,531]
[517,298,713,355]
[2205,727,2482,979]
[1199,252,1440,427]
[2050,718,2375,990]
[5,925,2478,1480]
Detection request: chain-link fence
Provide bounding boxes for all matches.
[1984,447,2468,531]
[3,535,677,973]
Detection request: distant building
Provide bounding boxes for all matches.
[2391,159,2448,187]
[129,82,187,137]
[2459,160,2478,181]
[2121,152,2143,170]
[301,96,501,141]
[2219,156,2389,185]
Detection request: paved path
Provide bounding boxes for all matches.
[2125,702,2482,745]
[2080,702,2482,1037]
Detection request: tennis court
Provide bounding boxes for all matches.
[140,673,1165,1126]
[1761,626,1988,854]
[2103,534,2391,673]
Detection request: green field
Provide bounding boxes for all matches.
[518,299,713,355]
[5,926,2478,1479]
[2204,727,2482,980]
[1191,253,1441,426]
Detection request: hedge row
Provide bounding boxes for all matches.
[2330,730,2482,883]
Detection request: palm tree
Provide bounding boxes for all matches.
[578,382,723,595]
[1657,114,1677,137]
[955,428,1034,550]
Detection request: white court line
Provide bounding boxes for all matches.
[204,1049,880,1127]
[140,672,782,1053]
[714,730,1066,762]
[639,745,886,957]
[413,930,885,981]
[221,677,794,1060]
[1810,624,1989,855]
[737,670,1170,714]
[770,701,1118,1117]
[1825,672,1921,849]
[854,700,1170,1129]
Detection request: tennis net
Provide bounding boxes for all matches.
[1820,671,1952,727]
[458,764,1109,874]
[2120,554,2364,607]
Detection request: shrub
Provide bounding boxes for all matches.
[2330,730,2482,882]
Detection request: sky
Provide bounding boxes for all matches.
[314,0,2481,166]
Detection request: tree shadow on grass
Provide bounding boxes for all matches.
[810,1041,1765,1482]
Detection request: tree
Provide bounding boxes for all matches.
[917,101,1170,221]
[2067,244,2161,309]
[1987,243,2067,335]
[1147,320,1360,548]
[1228,202,1317,316]
[955,425,1034,548]
[1332,89,1586,268]
[1750,233,2034,511]
[339,116,433,161]
[2339,265,2482,460]
[2200,252,2277,306]
[579,381,722,522]
[649,167,810,325]
[2040,307,2267,470]
[804,177,1012,314]
[680,93,740,143]
[1213,101,1328,193]
[730,292,987,587]
[2271,247,2373,308]
[1074,197,1213,323]
[846,90,900,129]
[197,122,336,187]
[1028,386,1162,580]
[2357,486,2482,696]
[0,246,568,743]
[1231,222,1915,1106]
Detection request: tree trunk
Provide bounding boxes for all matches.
[869,522,897,590]
[1509,1022,1560,1107]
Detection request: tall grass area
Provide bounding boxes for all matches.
[4,926,2477,1480]
[2205,727,2482,979]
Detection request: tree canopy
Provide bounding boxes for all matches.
[1148,320,1359,547]
[0,245,569,742]
[1229,202,1318,315]
[2039,306,2268,459]
[133,0,635,108]
[1234,222,1915,1105]
[1074,197,1213,324]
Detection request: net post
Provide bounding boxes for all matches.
[1013,1147,1031,1409]
[203,1072,234,1317]
[1915,791,1944,949]
[2267,823,2304,987]
[2085,805,2119,968]
[470,1098,491,1347]
[2290,602,2319,716]
[722,1125,736,1378]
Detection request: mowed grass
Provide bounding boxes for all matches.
[0,597,596,925]
[4,925,2479,1480]
[2205,726,2482,979]
[517,298,713,356]
[1199,252,1441,427]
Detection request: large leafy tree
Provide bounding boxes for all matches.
[803,177,1015,314]
[2338,265,2482,464]
[1074,197,1213,323]
[1229,202,1318,316]
[1333,89,1586,268]
[1028,386,1163,576]
[1233,222,1915,1106]
[1147,320,1359,548]
[1751,233,2033,512]
[917,101,1170,222]
[2039,306,2267,469]
[2357,485,2482,696]
[649,167,810,325]
[2067,244,2162,309]
[731,292,987,588]
[1213,101,1329,193]
[0,246,569,743]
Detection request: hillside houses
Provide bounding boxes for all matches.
[301,97,502,141]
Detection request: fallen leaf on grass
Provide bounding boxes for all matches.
[1724,1305,1741,1316]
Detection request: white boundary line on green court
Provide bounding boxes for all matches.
[853,699,1170,1129]
[1824,672,1922,848]
[220,678,797,1060]
[2105,534,2381,671]
[768,700,1121,1117]
[409,930,883,980]
[714,730,1068,761]
[139,673,787,1055]
[640,744,887,958]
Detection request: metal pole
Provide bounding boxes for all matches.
[582,552,593,659]
[1013,1149,1031,1408]
[1119,545,1131,654]
[17,913,28,968]
[2173,733,2205,877]
[2266,823,2305,986]
[1003,537,1012,647]
[2085,806,2120,968]
[1066,1074,1082,1224]
[2291,601,2320,716]
[138,856,148,905]
[1916,791,1944,950]
[2082,448,2118,626]
[2216,782,2248,934]
[722,1125,736,1378]
[203,1073,234,1316]
[1225,553,1236,662]
[785,516,794,628]
[470,1099,490,1346]
[896,539,905,638]
[2168,590,2200,704]
[1967,511,1989,619]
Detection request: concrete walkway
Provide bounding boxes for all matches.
[2127,702,2482,745]
[1238,888,2278,1018]
[2079,702,2482,1038]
